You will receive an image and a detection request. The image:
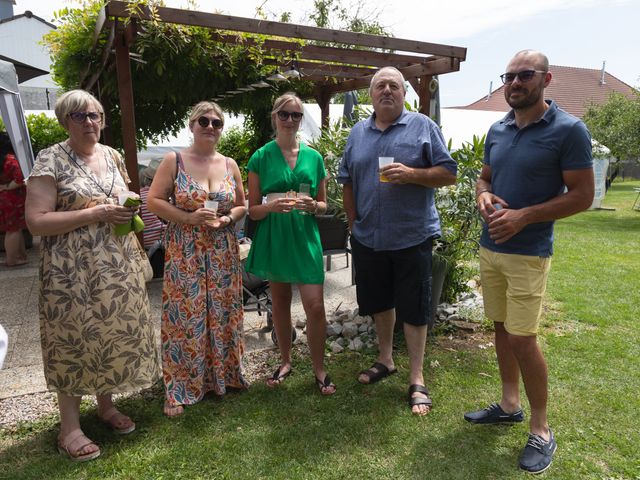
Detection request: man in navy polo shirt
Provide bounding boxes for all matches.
[337,66,457,415]
[464,50,594,474]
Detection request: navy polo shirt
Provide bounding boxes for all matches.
[337,109,457,251]
[481,100,593,257]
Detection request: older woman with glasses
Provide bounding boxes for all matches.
[147,101,248,417]
[245,92,335,395]
[25,89,159,462]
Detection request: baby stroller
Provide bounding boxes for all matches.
[240,218,296,345]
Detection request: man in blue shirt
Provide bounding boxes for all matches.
[338,66,457,416]
[464,50,594,474]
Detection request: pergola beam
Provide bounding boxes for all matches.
[262,58,377,77]
[313,57,460,96]
[210,34,441,68]
[106,1,466,59]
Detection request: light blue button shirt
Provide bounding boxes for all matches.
[337,110,456,251]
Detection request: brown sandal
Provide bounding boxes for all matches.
[98,407,136,434]
[163,401,184,417]
[57,429,101,462]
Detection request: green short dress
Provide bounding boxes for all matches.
[245,140,326,284]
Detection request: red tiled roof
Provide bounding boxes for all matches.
[459,65,638,118]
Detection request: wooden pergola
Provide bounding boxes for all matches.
[97,1,467,191]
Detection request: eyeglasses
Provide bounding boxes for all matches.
[197,116,224,129]
[277,110,303,121]
[500,70,547,85]
[68,111,103,124]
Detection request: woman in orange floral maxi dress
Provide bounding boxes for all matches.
[147,101,247,416]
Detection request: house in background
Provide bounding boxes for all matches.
[459,63,637,119]
[0,0,59,109]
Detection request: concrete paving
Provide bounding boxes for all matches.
[0,237,357,399]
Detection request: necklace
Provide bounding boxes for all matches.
[59,143,115,198]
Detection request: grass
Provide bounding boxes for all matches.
[1,181,640,479]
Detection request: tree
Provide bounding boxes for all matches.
[583,91,640,160]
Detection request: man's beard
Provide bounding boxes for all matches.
[505,84,543,110]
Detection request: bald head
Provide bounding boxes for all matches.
[509,50,549,72]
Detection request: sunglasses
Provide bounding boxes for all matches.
[500,70,547,85]
[277,110,303,121]
[68,111,103,124]
[197,116,224,129]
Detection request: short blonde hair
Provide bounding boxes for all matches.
[189,101,224,128]
[55,89,105,129]
[270,92,303,131]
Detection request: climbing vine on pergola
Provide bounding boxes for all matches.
[44,0,466,191]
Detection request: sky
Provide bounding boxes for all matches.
[11,0,640,107]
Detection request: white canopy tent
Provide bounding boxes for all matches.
[0,59,35,177]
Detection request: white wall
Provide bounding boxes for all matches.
[0,15,56,88]
[440,108,505,150]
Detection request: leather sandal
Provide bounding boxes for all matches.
[98,407,136,434]
[163,401,184,417]
[408,384,432,415]
[358,362,397,384]
[57,429,101,462]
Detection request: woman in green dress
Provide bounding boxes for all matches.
[245,92,335,395]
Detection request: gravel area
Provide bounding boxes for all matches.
[0,347,280,430]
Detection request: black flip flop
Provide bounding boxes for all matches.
[358,362,398,384]
[266,365,292,387]
[315,374,336,395]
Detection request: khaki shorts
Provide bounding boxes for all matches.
[480,247,551,336]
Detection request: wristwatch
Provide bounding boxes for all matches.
[226,215,234,225]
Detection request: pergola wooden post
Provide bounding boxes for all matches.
[418,75,433,117]
[113,18,140,193]
[314,90,332,129]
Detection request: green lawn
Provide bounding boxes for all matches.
[1,181,639,480]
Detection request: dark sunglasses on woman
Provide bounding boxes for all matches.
[68,111,103,124]
[277,110,303,121]
[197,116,224,129]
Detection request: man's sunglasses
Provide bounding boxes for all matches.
[68,111,103,124]
[277,110,303,121]
[500,70,547,85]
[197,116,224,129]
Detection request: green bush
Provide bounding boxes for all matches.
[435,135,485,302]
[25,113,67,155]
[0,113,67,157]
[308,120,352,218]
[218,125,256,183]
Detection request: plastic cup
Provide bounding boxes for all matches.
[204,200,218,215]
[298,183,311,215]
[378,157,394,182]
[118,190,132,205]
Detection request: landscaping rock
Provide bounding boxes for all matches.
[326,323,343,337]
[341,322,358,338]
[449,319,480,331]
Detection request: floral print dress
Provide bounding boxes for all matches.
[31,141,160,395]
[162,153,247,407]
